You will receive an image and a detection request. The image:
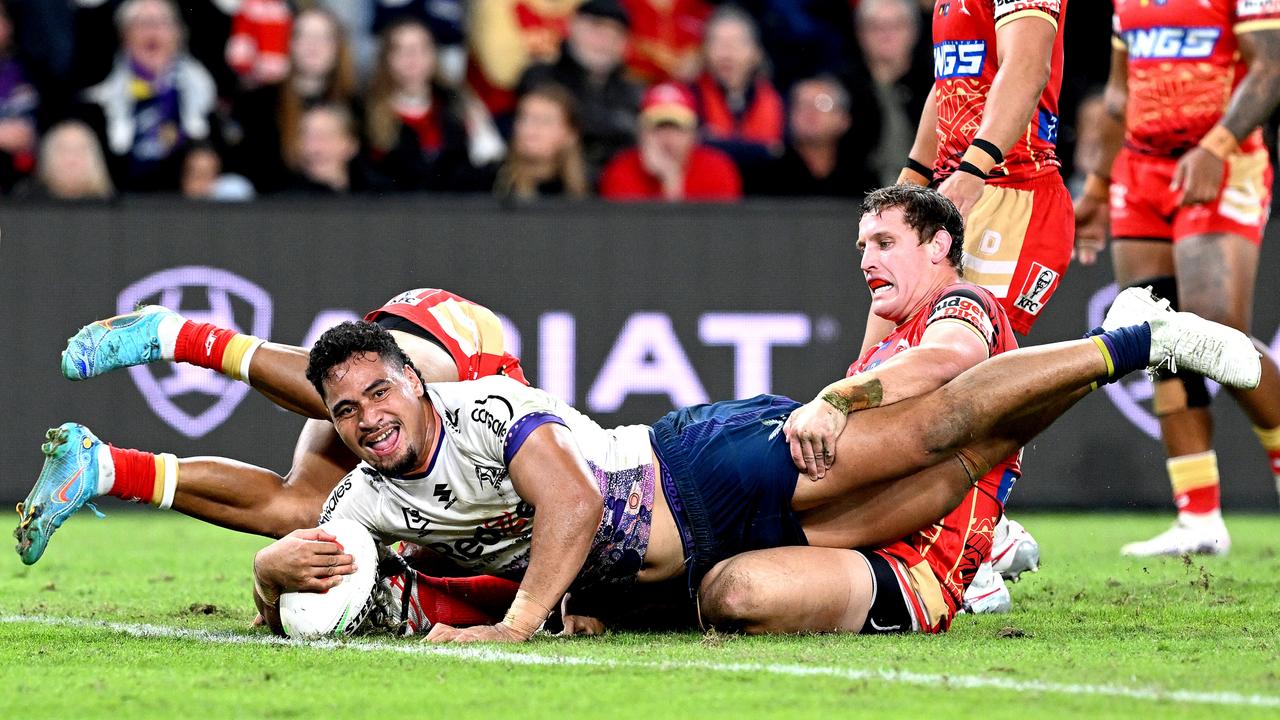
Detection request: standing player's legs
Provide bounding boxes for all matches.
[1114,146,1280,556]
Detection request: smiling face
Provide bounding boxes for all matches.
[857,207,953,324]
[324,352,433,477]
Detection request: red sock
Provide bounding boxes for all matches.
[409,573,503,626]
[419,575,521,616]
[106,446,159,504]
[174,321,239,371]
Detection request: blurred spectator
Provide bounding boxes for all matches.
[691,5,783,167]
[225,0,292,88]
[227,6,358,193]
[747,75,876,198]
[729,1,857,92]
[468,0,578,117]
[81,0,218,193]
[286,103,378,194]
[373,0,467,86]
[0,0,36,194]
[855,0,931,186]
[519,0,642,179]
[600,82,740,201]
[622,0,711,84]
[311,0,376,80]
[181,141,255,201]
[3,0,73,128]
[1067,90,1106,198]
[366,18,504,192]
[18,120,115,200]
[495,83,588,202]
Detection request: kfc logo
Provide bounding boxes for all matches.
[1013,264,1059,316]
[118,267,272,438]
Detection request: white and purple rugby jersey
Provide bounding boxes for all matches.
[320,375,658,588]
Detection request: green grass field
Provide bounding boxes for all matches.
[2,511,1278,719]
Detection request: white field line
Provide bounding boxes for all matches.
[4,614,1279,709]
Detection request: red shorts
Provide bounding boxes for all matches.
[1110,146,1272,244]
[959,172,1075,334]
[364,288,527,384]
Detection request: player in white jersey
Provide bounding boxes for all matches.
[241,313,1257,641]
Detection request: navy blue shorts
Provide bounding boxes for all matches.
[649,394,809,593]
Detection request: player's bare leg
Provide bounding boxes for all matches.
[698,547,876,634]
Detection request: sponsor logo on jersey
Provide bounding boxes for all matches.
[933,40,986,79]
[433,483,456,510]
[474,464,510,492]
[381,288,438,307]
[401,505,433,537]
[1239,0,1280,19]
[318,477,353,524]
[928,295,997,345]
[1122,27,1220,60]
[993,0,1061,21]
[443,407,460,432]
[471,395,514,437]
[1013,263,1060,315]
[1038,109,1059,144]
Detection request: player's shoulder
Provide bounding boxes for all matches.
[926,282,1006,345]
[317,464,384,525]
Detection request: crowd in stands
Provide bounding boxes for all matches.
[0,0,1095,204]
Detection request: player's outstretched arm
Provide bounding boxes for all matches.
[1173,26,1280,206]
[426,423,604,644]
[1074,45,1128,265]
[786,318,990,480]
[936,14,1057,218]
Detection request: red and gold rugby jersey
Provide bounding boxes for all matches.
[1113,0,1280,157]
[851,283,1021,618]
[364,288,528,385]
[932,0,1067,183]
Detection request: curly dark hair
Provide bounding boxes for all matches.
[860,185,965,271]
[306,320,421,400]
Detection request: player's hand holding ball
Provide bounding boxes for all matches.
[253,527,356,597]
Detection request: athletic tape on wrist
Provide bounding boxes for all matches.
[961,144,998,175]
[502,590,552,639]
[1197,124,1238,161]
[158,453,178,510]
[956,161,988,180]
[970,138,1004,165]
[897,166,931,187]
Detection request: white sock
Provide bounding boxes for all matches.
[155,313,185,360]
[95,444,114,496]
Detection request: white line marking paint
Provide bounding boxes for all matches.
[4,614,1278,708]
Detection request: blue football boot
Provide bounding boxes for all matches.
[61,305,179,380]
[14,423,106,565]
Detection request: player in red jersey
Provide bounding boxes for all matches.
[19,289,525,549]
[1074,0,1280,557]
[697,185,1019,633]
[889,0,1073,339]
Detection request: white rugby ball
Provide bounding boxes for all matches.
[279,519,380,639]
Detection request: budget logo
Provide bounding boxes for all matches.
[117,267,273,438]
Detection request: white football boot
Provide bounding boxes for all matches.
[961,562,1012,615]
[1103,287,1261,389]
[1121,512,1231,557]
[989,516,1040,582]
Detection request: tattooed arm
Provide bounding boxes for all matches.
[785,319,991,480]
[1174,27,1280,206]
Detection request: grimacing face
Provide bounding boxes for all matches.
[324,352,432,477]
[857,207,948,324]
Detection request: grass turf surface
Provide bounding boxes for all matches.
[2,511,1278,719]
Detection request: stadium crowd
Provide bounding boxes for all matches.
[0,0,1106,203]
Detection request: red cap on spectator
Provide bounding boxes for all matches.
[641,83,698,129]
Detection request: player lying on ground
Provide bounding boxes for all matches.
[235,302,1257,642]
[776,184,1026,627]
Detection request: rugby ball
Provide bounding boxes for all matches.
[279,519,380,639]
